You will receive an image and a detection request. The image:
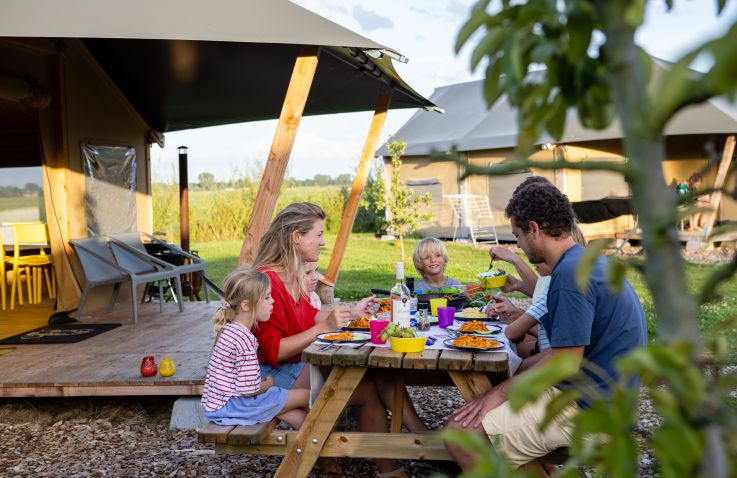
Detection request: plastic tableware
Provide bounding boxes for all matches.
[369,319,390,344]
[389,336,426,353]
[477,271,508,289]
[437,306,455,328]
[429,297,447,316]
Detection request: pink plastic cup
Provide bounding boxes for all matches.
[437,306,455,328]
[370,319,390,344]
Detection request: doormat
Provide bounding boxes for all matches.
[0,324,122,345]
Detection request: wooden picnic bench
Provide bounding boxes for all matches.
[198,343,509,477]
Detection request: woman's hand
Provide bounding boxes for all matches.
[351,295,376,318]
[325,305,351,330]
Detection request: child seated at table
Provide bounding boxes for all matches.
[201,267,309,428]
[412,237,463,292]
[489,262,552,361]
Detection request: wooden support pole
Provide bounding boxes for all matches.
[238,46,320,266]
[703,135,735,237]
[324,92,391,284]
[178,147,190,251]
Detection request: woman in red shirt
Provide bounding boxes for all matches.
[252,202,405,477]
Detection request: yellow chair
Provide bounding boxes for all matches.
[0,228,8,310]
[9,223,55,308]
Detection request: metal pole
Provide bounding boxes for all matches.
[178,146,189,251]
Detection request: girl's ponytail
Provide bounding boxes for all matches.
[212,268,271,340]
[213,300,235,340]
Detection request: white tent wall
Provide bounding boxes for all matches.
[61,40,152,313]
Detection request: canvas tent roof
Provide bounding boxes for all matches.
[0,0,435,132]
[377,59,737,156]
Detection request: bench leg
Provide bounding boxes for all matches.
[274,366,366,478]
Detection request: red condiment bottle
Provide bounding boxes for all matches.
[140,356,158,377]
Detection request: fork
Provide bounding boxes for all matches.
[485,256,493,272]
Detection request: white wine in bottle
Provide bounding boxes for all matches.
[390,262,411,328]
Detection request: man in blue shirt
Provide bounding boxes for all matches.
[446,178,647,473]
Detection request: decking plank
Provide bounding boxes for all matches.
[0,302,217,397]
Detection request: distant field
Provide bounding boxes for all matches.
[193,233,737,345]
[0,197,38,211]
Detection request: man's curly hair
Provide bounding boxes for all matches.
[504,180,574,237]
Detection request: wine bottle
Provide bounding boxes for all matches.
[390,262,411,328]
[406,277,418,327]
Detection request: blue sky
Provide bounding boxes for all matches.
[152,0,734,182]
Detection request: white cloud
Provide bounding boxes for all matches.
[352,5,394,31]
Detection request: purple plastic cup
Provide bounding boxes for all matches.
[437,306,455,328]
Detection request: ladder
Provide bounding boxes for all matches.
[444,194,499,245]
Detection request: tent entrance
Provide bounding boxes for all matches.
[0,97,54,328]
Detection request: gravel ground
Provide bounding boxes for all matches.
[0,388,662,478]
[1,246,732,477]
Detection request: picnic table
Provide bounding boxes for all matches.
[201,338,510,477]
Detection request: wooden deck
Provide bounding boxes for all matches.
[0,301,217,397]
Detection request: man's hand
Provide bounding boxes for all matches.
[453,388,507,429]
[490,246,519,264]
[500,274,525,293]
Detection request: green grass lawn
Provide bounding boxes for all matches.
[194,233,737,345]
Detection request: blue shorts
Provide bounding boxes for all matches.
[259,361,305,389]
[204,387,288,426]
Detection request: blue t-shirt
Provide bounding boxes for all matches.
[542,244,647,408]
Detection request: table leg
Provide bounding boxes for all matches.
[274,366,367,478]
[448,371,493,402]
[390,373,405,433]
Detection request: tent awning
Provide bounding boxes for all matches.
[0,0,436,132]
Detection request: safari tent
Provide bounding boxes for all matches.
[0,0,435,315]
[377,60,737,242]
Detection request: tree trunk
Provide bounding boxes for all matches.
[595,0,700,346]
[596,1,723,475]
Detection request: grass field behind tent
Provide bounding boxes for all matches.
[194,233,737,346]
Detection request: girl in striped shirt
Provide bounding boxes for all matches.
[201,268,309,427]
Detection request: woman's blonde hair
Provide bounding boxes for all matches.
[412,237,449,279]
[253,202,326,298]
[213,267,271,340]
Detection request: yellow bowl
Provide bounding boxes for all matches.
[477,272,508,289]
[389,336,426,353]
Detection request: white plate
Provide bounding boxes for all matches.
[447,324,501,335]
[316,331,371,343]
[443,337,505,351]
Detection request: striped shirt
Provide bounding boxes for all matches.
[201,322,261,412]
[526,276,551,351]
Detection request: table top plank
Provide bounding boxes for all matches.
[402,349,440,370]
[366,347,404,368]
[437,349,473,370]
[473,351,509,372]
[333,346,372,366]
[302,343,338,365]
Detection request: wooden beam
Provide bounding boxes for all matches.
[704,135,736,236]
[217,431,453,460]
[275,365,365,478]
[238,46,321,266]
[324,92,391,284]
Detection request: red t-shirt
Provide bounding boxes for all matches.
[253,268,317,368]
